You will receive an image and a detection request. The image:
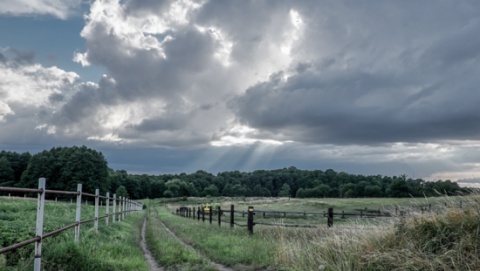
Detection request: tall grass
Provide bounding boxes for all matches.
[270,194,480,271]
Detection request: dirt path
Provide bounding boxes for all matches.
[141,218,164,271]
[154,211,235,271]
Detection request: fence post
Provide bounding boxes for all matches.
[230,204,234,228]
[198,207,201,221]
[121,197,125,221]
[193,207,196,219]
[327,208,333,227]
[106,192,110,226]
[113,194,117,223]
[34,178,46,271]
[118,197,125,221]
[218,206,221,226]
[247,206,254,235]
[75,184,83,243]
[209,206,213,224]
[202,206,205,222]
[94,189,99,232]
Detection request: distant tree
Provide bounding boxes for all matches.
[296,188,306,198]
[0,157,14,186]
[163,190,174,198]
[203,184,219,197]
[278,183,291,197]
[0,151,31,184]
[364,185,383,197]
[19,146,109,194]
[116,185,129,198]
[222,183,234,196]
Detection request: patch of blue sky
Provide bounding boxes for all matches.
[0,15,104,82]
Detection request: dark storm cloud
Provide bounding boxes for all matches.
[231,2,480,146]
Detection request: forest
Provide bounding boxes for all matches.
[0,146,466,200]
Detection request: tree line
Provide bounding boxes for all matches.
[0,146,466,200]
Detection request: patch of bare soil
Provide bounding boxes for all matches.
[141,218,164,271]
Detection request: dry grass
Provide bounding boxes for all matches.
[268,194,480,271]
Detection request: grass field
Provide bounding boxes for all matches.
[158,195,479,270]
[0,197,147,271]
[2,194,479,270]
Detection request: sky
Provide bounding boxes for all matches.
[1,0,480,185]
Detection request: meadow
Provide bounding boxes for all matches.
[2,194,479,270]
[152,195,479,270]
[0,196,148,271]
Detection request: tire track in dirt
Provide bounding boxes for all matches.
[154,210,235,271]
[141,218,164,271]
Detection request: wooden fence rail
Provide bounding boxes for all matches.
[0,178,144,271]
[174,204,395,235]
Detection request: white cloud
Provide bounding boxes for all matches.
[0,0,82,19]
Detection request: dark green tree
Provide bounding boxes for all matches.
[0,156,14,186]
[116,185,129,198]
[278,183,291,197]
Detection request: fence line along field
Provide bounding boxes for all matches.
[0,178,144,271]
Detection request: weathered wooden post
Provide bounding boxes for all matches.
[202,206,206,222]
[198,206,201,221]
[75,184,83,243]
[94,189,99,232]
[34,178,46,271]
[218,206,221,226]
[113,194,117,223]
[209,206,213,224]
[247,206,254,235]
[230,204,234,228]
[120,196,124,221]
[327,208,333,227]
[342,210,345,219]
[106,192,110,226]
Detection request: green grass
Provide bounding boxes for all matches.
[145,206,215,271]
[0,197,147,270]
[155,195,480,271]
[152,205,277,270]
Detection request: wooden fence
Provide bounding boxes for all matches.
[175,205,392,234]
[173,198,469,235]
[0,178,143,271]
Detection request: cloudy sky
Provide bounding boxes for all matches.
[1,0,480,184]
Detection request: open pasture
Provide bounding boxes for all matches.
[157,195,478,270]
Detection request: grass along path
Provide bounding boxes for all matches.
[154,210,234,271]
[145,207,216,271]
[141,218,164,271]
[152,205,276,270]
